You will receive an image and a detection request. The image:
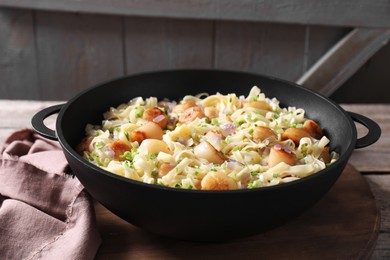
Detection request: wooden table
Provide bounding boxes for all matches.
[1,100,389,258]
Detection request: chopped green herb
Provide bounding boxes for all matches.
[96,141,105,149]
[159,107,168,115]
[151,170,158,177]
[247,183,254,189]
[250,171,260,176]
[147,153,158,160]
[121,147,138,161]
[135,108,144,118]
[124,160,134,168]
[124,131,130,141]
[237,120,245,126]
[232,146,240,152]
[272,173,279,178]
[187,185,193,190]
[211,118,219,126]
[97,157,110,167]
[174,183,182,188]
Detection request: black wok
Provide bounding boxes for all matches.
[32,69,380,241]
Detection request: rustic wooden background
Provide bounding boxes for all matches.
[0,3,389,102]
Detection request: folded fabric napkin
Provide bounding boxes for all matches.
[0,129,101,259]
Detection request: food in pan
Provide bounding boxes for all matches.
[78,86,338,190]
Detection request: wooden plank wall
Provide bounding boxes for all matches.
[1,0,389,28]
[1,7,385,102]
[0,8,39,99]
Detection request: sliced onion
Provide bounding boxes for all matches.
[186,138,194,147]
[227,161,236,170]
[221,123,236,135]
[274,144,282,150]
[227,160,243,170]
[177,137,186,145]
[283,141,292,153]
[103,146,115,158]
[222,107,229,114]
[153,114,165,123]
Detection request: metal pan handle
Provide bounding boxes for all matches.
[347,111,381,149]
[31,104,64,141]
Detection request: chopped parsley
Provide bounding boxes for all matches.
[237,120,245,126]
[95,141,105,149]
[135,108,144,118]
[232,146,240,152]
[124,160,134,168]
[121,148,138,161]
[250,170,261,176]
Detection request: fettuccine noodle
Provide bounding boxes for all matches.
[78,86,338,190]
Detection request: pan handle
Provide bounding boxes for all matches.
[347,111,381,149]
[31,104,64,141]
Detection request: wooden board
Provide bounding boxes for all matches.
[297,28,390,96]
[332,41,390,103]
[124,17,213,75]
[214,21,306,81]
[1,7,389,102]
[34,10,125,100]
[94,164,380,259]
[0,8,39,99]
[1,0,390,28]
[304,26,350,72]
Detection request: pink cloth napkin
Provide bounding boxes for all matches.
[0,129,101,259]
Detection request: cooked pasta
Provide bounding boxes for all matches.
[78,86,338,190]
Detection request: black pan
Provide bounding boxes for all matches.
[32,69,380,241]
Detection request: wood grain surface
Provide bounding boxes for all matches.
[214,21,305,81]
[34,10,125,100]
[0,8,39,99]
[1,7,390,102]
[124,17,213,74]
[297,28,390,96]
[1,0,389,28]
[93,164,379,259]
